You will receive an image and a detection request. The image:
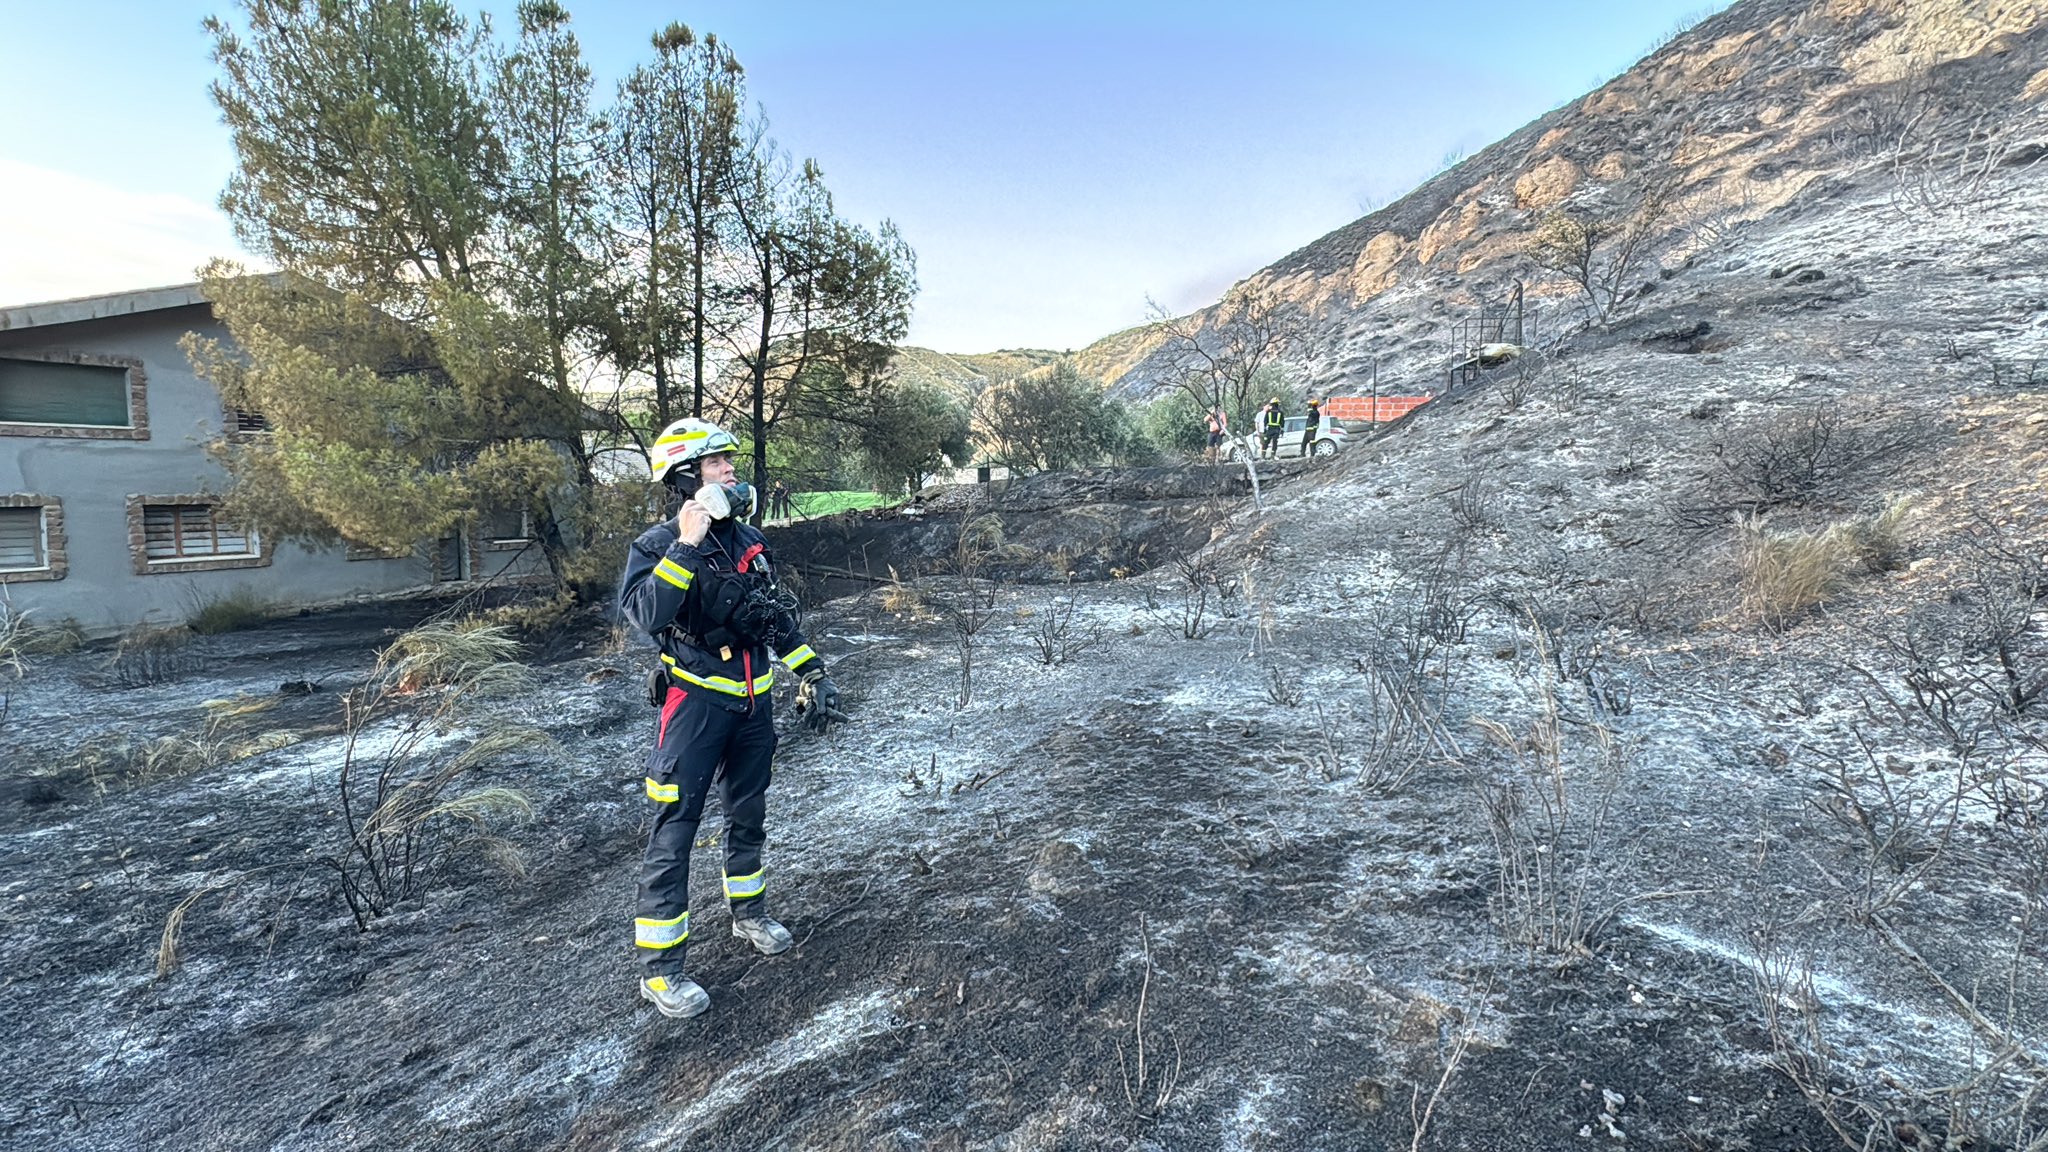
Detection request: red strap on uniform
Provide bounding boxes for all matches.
[736,543,765,573]
[658,687,687,742]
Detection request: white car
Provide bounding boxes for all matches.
[1228,415,1349,461]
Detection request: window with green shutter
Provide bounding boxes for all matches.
[0,359,131,427]
[0,507,45,571]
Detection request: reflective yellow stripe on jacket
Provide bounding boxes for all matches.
[661,654,774,697]
[781,645,817,673]
[654,557,694,590]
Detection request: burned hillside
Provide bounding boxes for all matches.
[1095,0,2048,403]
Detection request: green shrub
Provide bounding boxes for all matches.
[556,480,662,601]
[1141,391,1207,459]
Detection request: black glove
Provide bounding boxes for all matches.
[794,669,848,733]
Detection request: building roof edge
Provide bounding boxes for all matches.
[0,282,210,333]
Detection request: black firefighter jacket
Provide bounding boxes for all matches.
[618,516,821,709]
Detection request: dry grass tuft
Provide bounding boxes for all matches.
[0,608,29,681]
[157,880,230,980]
[110,622,196,687]
[1834,496,1916,575]
[881,566,927,616]
[1737,499,1917,630]
[1738,519,1848,630]
[13,615,84,657]
[470,592,577,643]
[329,621,548,928]
[384,621,529,694]
[0,606,25,734]
[185,587,272,635]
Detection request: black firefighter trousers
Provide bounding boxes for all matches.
[635,683,775,976]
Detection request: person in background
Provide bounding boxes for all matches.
[1204,405,1229,464]
[1259,397,1285,459]
[1301,397,1324,456]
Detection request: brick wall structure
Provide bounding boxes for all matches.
[1322,395,1433,423]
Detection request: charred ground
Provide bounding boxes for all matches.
[7,0,2048,1147]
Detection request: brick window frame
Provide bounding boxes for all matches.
[0,495,66,583]
[0,351,150,441]
[221,403,273,442]
[125,494,271,575]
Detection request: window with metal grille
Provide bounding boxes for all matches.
[232,408,271,433]
[143,504,256,561]
[0,507,46,571]
[482,508,531,544]
[0,359,131,427]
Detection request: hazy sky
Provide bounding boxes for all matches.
[0,1,1729,351]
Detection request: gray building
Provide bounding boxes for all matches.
[0,283,544,635]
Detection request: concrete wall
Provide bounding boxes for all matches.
[0,305,544,635]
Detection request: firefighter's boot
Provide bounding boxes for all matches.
[733,915,793,955]
[640,974,711,1019]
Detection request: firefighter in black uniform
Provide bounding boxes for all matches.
[1259,397,1285,459]
[618,417,843,1019]
[1301,397,1324,456]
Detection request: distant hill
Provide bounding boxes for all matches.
[895,327,1172,400]
[1062,0,2048,400]
[885,347,1066,403]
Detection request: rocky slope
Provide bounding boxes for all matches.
[1087,0,2048,400]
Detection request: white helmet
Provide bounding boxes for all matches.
[649,417,739,485]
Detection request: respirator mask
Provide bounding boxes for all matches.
[694,480,757,522]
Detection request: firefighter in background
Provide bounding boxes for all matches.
[1301,397,1325,456]
[1259,397,1285,459]
[618,417,845,1019]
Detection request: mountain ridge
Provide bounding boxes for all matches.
[915,0,2046,401]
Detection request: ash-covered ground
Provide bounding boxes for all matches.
[7,50,2048,1151]
[0,555,1857,1152]
[8,234,2048,1148]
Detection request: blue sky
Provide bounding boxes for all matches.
[0,0,1730,351]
